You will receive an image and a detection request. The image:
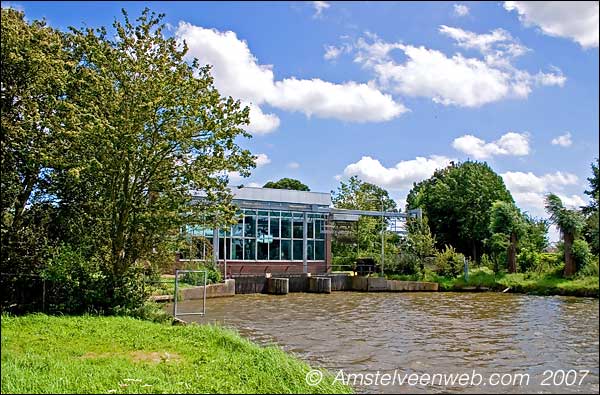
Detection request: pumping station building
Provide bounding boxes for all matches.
[178,187,419,277]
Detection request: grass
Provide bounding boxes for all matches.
[386,267,599,297]
[1,314,352,394]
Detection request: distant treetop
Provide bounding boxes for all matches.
[263,178,310,191]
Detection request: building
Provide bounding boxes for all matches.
[179,187,419,277]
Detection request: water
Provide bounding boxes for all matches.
[175,292,599,393]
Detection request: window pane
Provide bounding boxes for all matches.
[244,215,256,238]
[244,239,255,260]
[257,241,268,260]
[258,210,269,216]
[231,238,243,260]
[315,220,324,239]
[293,218,303,239]
[204,227,214,238]
[281,212,292,218]
[270,217,280,238]
[281,218,291,238]
[307,240,314,261]
[257,216,269,239]
[232,217,243,237]
[269,239,280,260]
[293,240,303,261]
[270,211,280,217]
[307,219,314,239]
[218,238,228,260]
[281,240,291,260]
[315,240,325,261]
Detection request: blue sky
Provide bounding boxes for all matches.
[4,1,599,239]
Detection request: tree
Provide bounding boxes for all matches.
[263,178,310,191]
[583,159,599,255]
[489,201,525,273]
[1,8,74,274]
[545,194,585,276]
[406,161,513,262]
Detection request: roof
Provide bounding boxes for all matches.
[231,187,331,206]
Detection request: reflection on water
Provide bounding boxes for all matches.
[175,292,599,394]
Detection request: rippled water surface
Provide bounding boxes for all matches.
[176,292,599,393]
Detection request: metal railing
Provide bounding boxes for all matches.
[173,269,207,318]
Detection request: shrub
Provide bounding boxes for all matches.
[433,245,465,278]
[578,256,599,277]
[180,264,222,285]
[517,248,540,273]
[388,251,421,275]
[572,239,592,272]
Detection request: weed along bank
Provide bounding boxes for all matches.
[177,186,421,278]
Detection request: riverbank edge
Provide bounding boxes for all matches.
[0,314,352,394]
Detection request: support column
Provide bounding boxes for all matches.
[303,212,308,273]
[212,227,219,266]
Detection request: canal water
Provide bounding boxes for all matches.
[175,292,599,394]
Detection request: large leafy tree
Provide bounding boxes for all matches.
[545,194,585,276]
[1,8,75,273]
[263,178,310,191]
[489,201,525,273]
[406,161,513,262]
[51,9,256,281]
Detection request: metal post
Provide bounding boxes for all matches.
[302,212,308,273]
[223,227,228,280]
[381,199,385,276]
[202,270,207,315]
[173,269,179,317]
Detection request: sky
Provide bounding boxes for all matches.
[3,1,599,241]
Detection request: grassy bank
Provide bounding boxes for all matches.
[1,314,351,394]
[387,268,599,297]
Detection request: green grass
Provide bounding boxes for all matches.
[1,314,352,394]
[385,267,599,297]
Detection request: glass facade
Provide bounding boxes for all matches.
[221,210,326,261]
[180,210,327,262]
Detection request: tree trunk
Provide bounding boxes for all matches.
[507,232,517,273]
[563,232,576,277]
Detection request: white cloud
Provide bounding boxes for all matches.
[551,132,572,147]
[501,170,583,217]
[287,162,300,169]
[353,29,565,108]
[312,1,330,18]
[453,4,470,17]
[452,132,530,159]
[247,182,262,188]
[342,155,454,190]
[323,43,352,60]
[504,1,599,49]
[176,22,407,134]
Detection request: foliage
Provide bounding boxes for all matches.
[520,215,549,252]
[406,161,513,262]
[1,314,352,394]
[489,201,525,273]
[262,178,310,191]
[583,158,599,214]
[392,216,436,275]
[571,239,592,272]
[433,245,465,278]
[1,9,255,313]
[582,159,599,256]
[545,194,586,276]
[331,176,398,267]
[578,256,599,278]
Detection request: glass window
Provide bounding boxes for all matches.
[281,240,291,260]
[269,239,280,260]
[231,238,243,260]
[258,210,269,216]
[270,211,280,217]
[244,239,255,260]
[204,227,214,238]
[315,220,324,239]
[281,218,291,238]
[315,240,325,261]
[281,212,292,218]
[270,217,280,238]
[293,217,303,239]
[307,240,314,261]
[244,214,256,238]
[218,238,229,260]
[257,241,268,260]
[293,240,303,261]
[257,216,269,238]
[232,217,243,237]
[307,219,314,239]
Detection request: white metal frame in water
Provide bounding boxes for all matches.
[173,269,207,317]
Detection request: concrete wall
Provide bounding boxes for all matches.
[179,279,236,300]
[387,280,439,292]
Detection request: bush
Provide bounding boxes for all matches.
[41,244,149,315]
[388,251,421,275]
[517,248,540,273]
[434,245,465,278]
[180,264,222,285]
[572,239,592,272]
[578,256,599,277]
